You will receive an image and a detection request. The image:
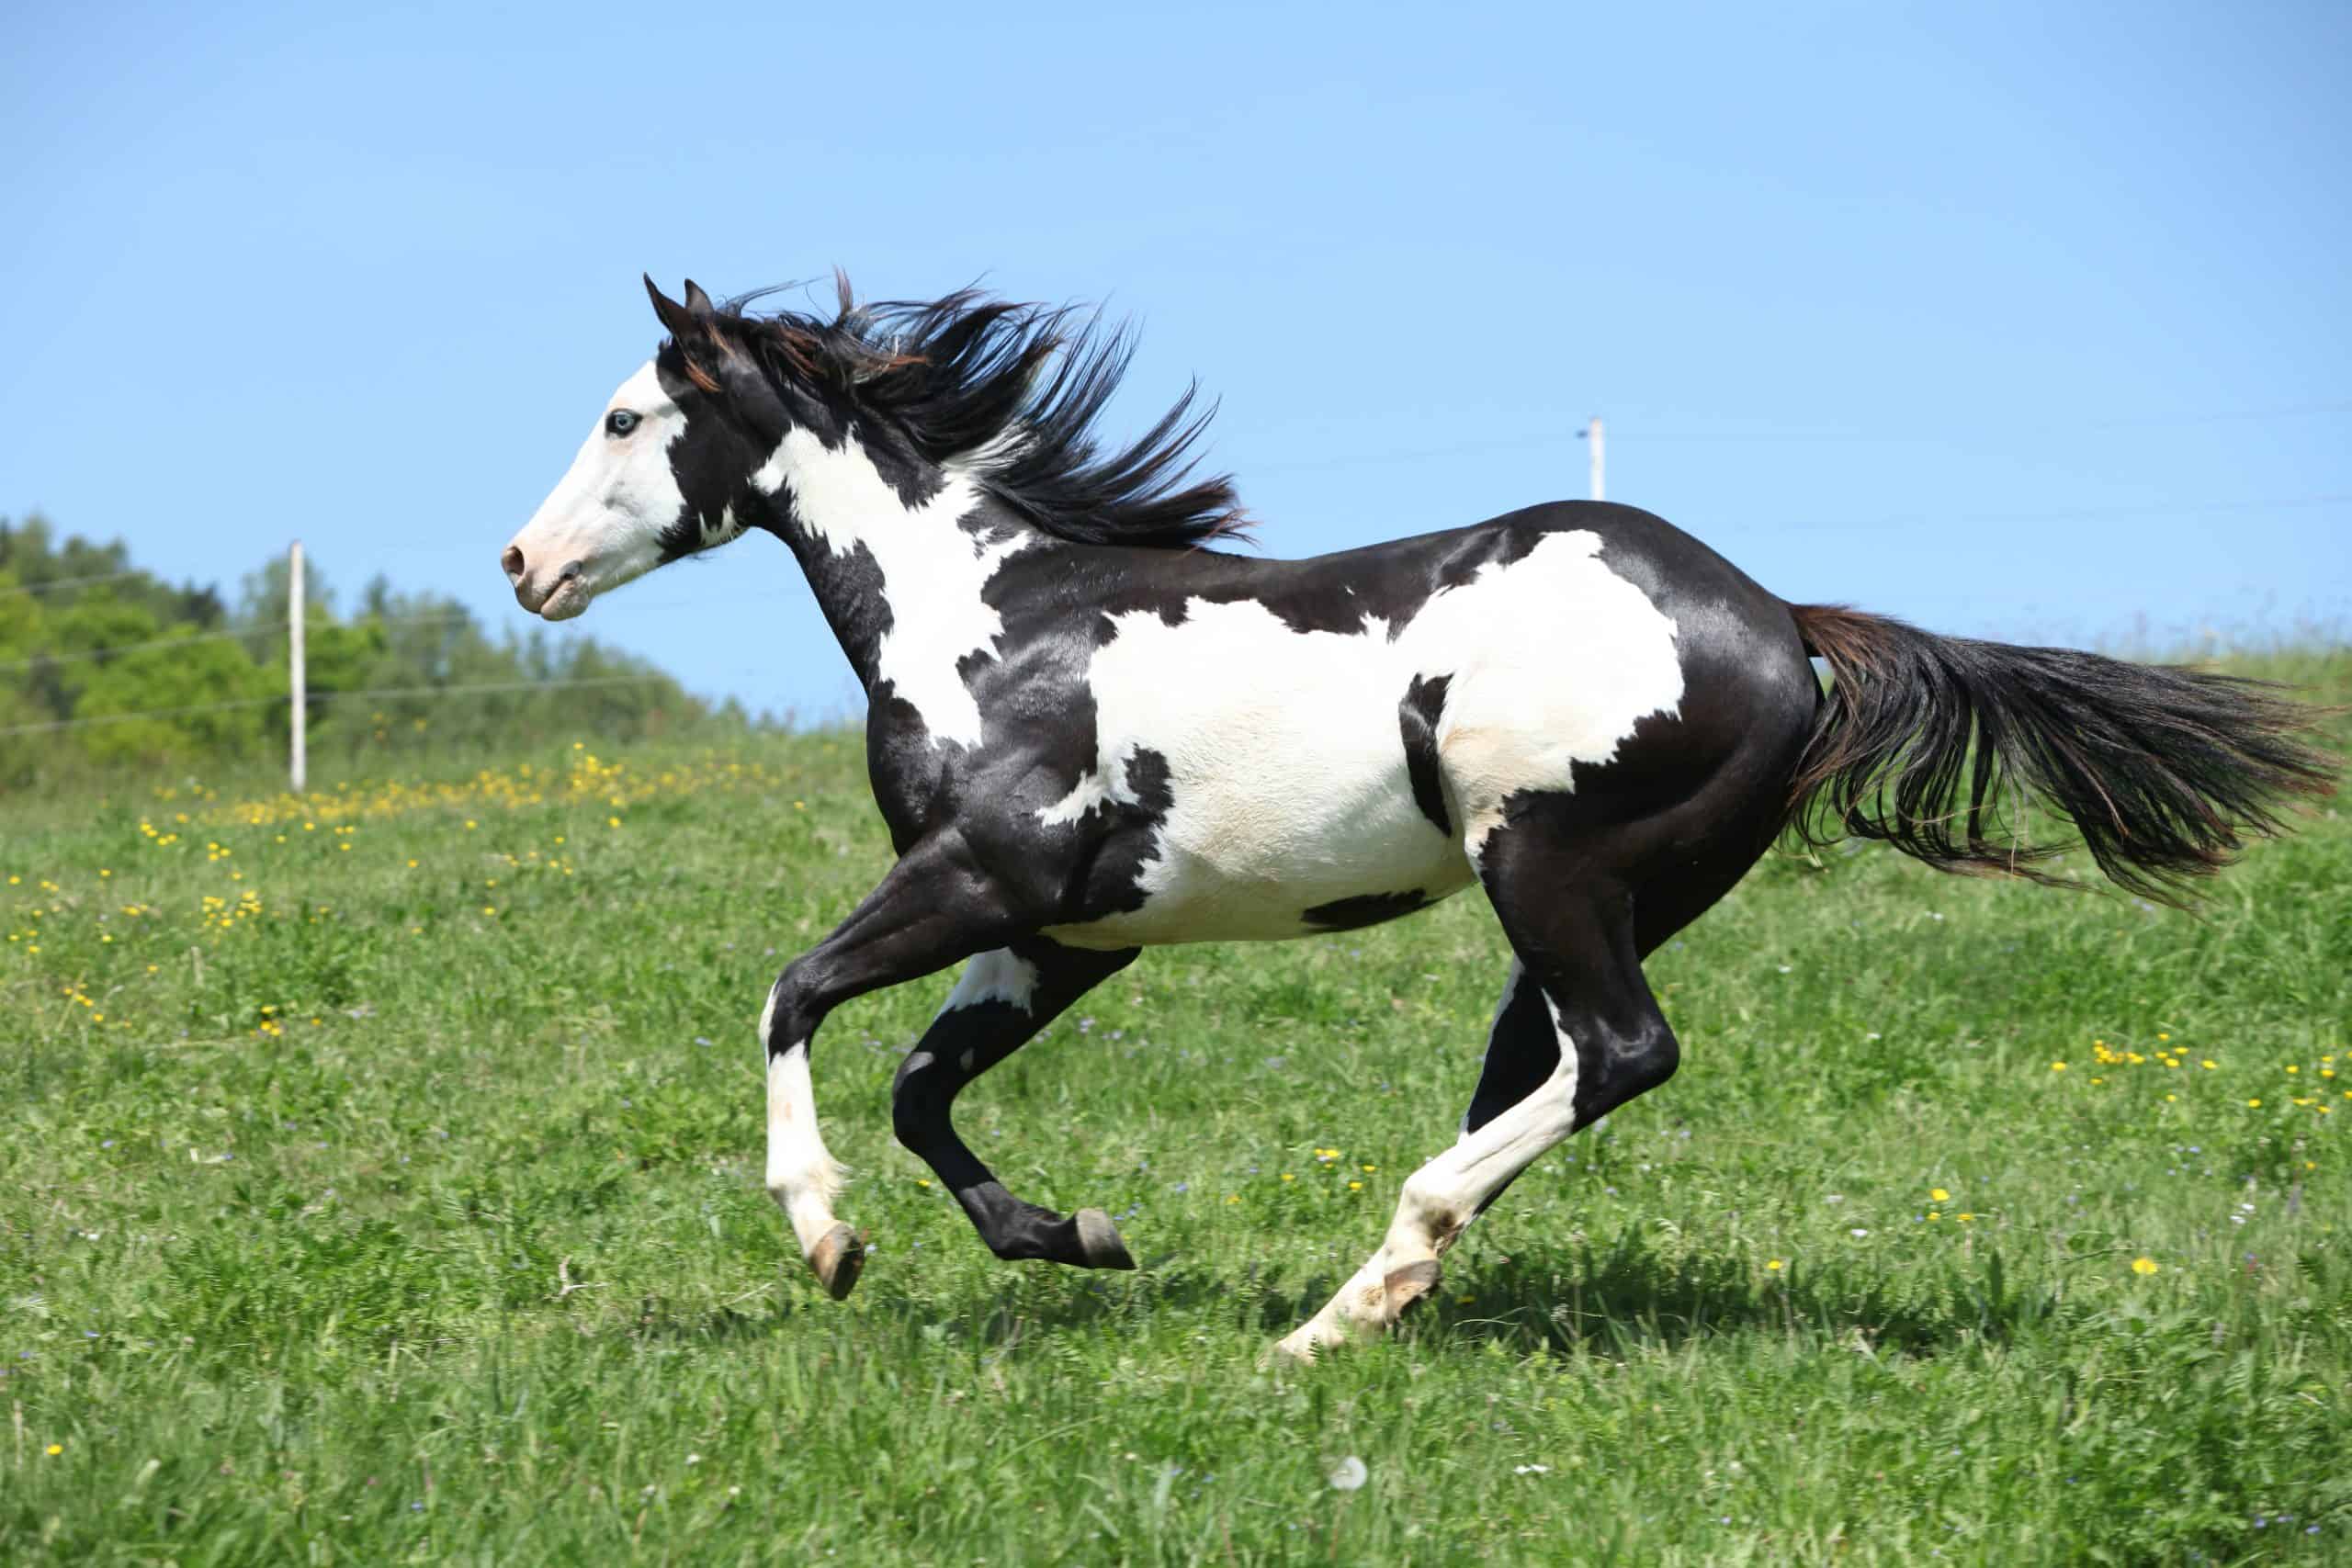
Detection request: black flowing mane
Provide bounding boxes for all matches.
[710,277,1250,550]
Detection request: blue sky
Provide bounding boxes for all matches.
[5,2,2346,721]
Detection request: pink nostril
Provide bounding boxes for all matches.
[501,545,526,582]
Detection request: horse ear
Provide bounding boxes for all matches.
[644,275,705,340]
[682,279,717,316]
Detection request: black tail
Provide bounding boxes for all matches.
[1783,604,2337,905]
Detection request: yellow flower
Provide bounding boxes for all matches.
[1930,1188,1950,1202]
[1363,1164,1377,1173]
[1766,1259,1783,1271]
[2132,1257,2158,1276]
[2157,1032,2170,1042]
[1956,1213,1974,1223]
[915,1178,931,1188]
[1348,1180,1363,1191]
[2051,1062,2067,1072]
[1227,1195,1239,1204]
[1280,1173,1295,1182]
[45,1443,62,1457]
[2246,1099,2261,1108]
[2201,1060,2217,1070]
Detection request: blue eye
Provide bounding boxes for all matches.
[605,410,641,436]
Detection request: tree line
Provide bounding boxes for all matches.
[1,514,768,786]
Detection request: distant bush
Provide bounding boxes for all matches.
[2,513,770,789]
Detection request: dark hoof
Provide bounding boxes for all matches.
[809,1223,866,1301]
[1382,1259,1442,1322]
[1072,1208,1137,1270]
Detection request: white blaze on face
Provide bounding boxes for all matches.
[504,361,689,621]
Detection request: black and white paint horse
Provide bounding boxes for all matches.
[503,276,2331,1359]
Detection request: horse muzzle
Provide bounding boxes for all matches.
[502,545,590,621]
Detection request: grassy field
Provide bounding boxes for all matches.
[4,652,2348,1565]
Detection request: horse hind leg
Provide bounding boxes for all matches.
[1272,833,1676,1360]
[1271,957,1556,1359]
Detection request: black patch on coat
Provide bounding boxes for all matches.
[1301,889,1430,931]
[1461,965,1559,1136]
[1072,748,1176,915]
[1398,673,1453,837]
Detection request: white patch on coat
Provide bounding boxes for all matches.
[759,987,845,1258]
[1419,532,1684,857]
[939,948,1041,1015]
[507,361,687,619]
[1044,530,1681,948]
[1277,971,1583,1359]
[752,427,1030,748]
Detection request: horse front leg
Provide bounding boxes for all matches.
[758,831,1023,1299]
[891,938,1141,1269]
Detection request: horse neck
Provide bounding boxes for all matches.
[751,423,1044,701]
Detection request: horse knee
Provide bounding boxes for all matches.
[760,963,825,1055]
[1579,1015,1679,1122]
[1625,1016,1680,1094]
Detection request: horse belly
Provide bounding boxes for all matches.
[1090,760,1473,945]
[1039,602,1472,948]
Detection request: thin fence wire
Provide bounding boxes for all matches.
[0,569,170,600]
[0,673,672,739]
[0,611,485,676]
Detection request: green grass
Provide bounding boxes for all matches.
[5,655,2348,1565]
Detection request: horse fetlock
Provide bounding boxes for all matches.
[1395,1176,1468,1256]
